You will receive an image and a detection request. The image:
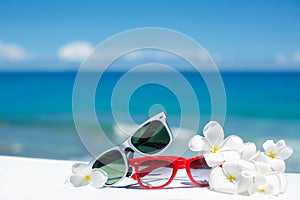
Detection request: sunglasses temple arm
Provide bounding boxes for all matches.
[125,148,135,177]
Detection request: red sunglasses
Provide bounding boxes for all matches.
[129,156,210,189]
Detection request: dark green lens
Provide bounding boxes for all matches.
[92,150,126,185]
[131,120,170,154]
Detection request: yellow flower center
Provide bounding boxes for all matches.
[227,174,236,182]
[268,151,276,159]
[84,175,91,182]
[211,146,220,153]
[259,188,265,194]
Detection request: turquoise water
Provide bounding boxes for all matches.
[0,71,299,172]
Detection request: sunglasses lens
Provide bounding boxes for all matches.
[189,158,210,185]
[131,120,170,154]
[138,160,173,188]
[92,150,126,185]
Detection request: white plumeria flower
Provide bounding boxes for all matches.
[189,121,244,167]
[263,140,293,160]
[257,139,293,172]
[249,175,274,196]
[209,162,253,195]
[70,163,108,188]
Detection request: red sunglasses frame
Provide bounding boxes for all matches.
[129,156,210,189]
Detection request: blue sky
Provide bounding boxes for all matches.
[0,0,300,71]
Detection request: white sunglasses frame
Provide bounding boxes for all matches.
[90,112,173,186]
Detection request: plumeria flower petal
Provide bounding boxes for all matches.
[204,152,225,167]
[271,158,286,172]
[276,173,288,194]
[203,121,224,147]
[222,162,241,182]
[237,171,255,194]
[277,146,293,160]
[214,181,237,194]
[238,159,256,172]
[262,140,276,154]
[220,135,244,152]
[241,142,258,161]
[72,163,91,176]
[188,135,210,152]
[90,170,108,188]
[219,136,244,164]
[70,175,89,187]
[221,151,241,163]
[208,166,230,191]
[276,140,286,149]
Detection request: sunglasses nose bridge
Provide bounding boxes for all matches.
[175,158,187,169]
[119,139,130,151]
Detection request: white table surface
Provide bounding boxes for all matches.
[0,156,299,200]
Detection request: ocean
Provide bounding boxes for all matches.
[0,71,299,172]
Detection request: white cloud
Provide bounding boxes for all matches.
[275,53,287,64]
[123,50,176,61]
[292,52,300,63]
[0,40,32,62]
[122,49,214,62]
[58,41,93,62]
[274,52,300,66]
